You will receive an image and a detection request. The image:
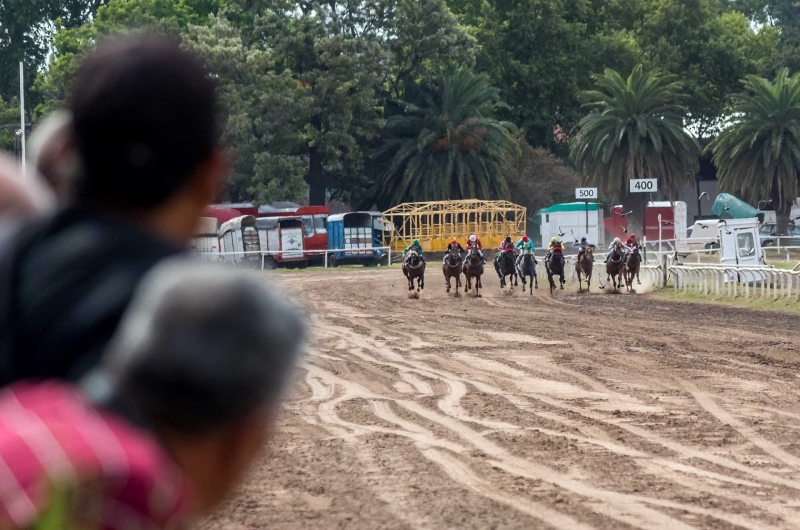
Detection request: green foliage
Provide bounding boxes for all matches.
[372,71,518,206]
[506,134,581,220]
[708,69,800,233]
[183,15,308,203]
[0,97,22,153]
[571,65,700,200]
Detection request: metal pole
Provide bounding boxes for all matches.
[19,62,26,177]
[658,214,662,263]
[585,200,589,237]
[642,195,647,264]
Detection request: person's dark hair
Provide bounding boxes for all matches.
[70,34,219,209]
[83,260,304,435]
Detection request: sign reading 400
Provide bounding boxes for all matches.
[629,178,658,193]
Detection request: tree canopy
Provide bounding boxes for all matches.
[4,0,796,209]
[708,69,800,235]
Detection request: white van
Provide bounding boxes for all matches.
[686,220,720,251]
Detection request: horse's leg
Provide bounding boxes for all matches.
[637,269,641,285]
[576,270,582,293]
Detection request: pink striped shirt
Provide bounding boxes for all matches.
[0,382,192,529]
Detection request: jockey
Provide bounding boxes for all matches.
[443,238,465,263]
[466,234,486,264]
[604,237,630,263]
[573,237,594,256]
[625,233,639,249]
[495,236,516,263]
[403,238,425,263]
[515,235,536,265]
[544,236,564,264]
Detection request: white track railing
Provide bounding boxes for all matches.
[195,247,393,270]
[669,265,800,302]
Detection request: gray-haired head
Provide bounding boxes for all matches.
[83,259,305,435]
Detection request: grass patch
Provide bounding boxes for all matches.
[653,285,800,313]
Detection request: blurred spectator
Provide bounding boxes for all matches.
[0,261,304,528]
[0,35,227,384]
[0,154,55,217]
[28,110,80,204]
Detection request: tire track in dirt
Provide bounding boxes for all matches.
[207,269,800,530]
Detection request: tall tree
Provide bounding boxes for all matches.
[183,16,308,203]
[253,1,387,205]
[708,69,800,236]
[370,70,518,207]
[571,65,700,227]
[633,0,778,137]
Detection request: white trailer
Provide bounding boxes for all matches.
[255,216,307,269]
[539,202,604,247]
[219,215,261,265]
[190,217,221,261]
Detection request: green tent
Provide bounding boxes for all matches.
[538,202,601,214]
[711,193,761,220]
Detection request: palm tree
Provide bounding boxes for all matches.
[571,65,699,229]
[708,69,800,237]
[373,71,519,205]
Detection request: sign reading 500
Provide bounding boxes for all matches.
[575,187,598,200]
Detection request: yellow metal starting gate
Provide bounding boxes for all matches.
[382,199,527,252]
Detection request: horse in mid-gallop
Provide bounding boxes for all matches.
[545,248,565,294]
[575,245,594,293]
[463,245,484,296]
[625,245,642,293]
[403,251,426,292]
[442,249,463,294]
[605,242,626,293]
[494,249,518,289]
[516,251,538,294]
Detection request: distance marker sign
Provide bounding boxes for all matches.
[629,179,657,193]
[575,187,598,200]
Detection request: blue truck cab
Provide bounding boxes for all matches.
[327,212,386,266]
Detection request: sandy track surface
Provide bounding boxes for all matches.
[201,268,800,529]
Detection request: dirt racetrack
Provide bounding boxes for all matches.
[201,267,800,530]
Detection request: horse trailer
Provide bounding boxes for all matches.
[218,215,261,266]
[191,216,221,261]
[327,212,385,266]
[255,216,307,269]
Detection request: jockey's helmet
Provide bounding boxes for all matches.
[629,233,636,239]
[505,236,512,243]
[469,235,477,242]
[522,235,528,242]
[550,236,558,244]
[581,237,587,242]
[451,238,458,245]
[413,238,420,245]
[613,237,621,244]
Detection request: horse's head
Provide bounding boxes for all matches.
[407,250,420,266]
[584,246,594,260]
[468,246,480,262]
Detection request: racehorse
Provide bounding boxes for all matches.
[625,245,642,292]
[463,245,484,296]
[605,242,626,292]
[575,245,594,293]
[516,251,538,294]
[545,247,566,294]
[442,248,463,294]
[494,249,518,289]
[402,251,426,292]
